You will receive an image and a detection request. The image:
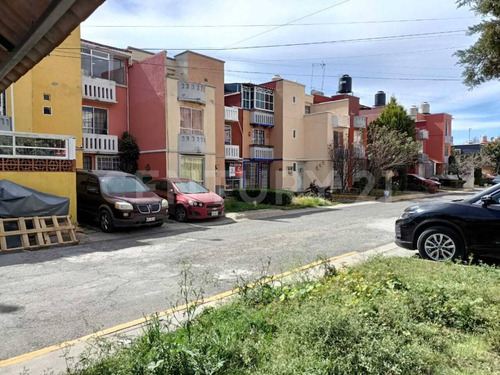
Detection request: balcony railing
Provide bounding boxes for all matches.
[225,144,240,160]
[250,145,274,160]
[250,111,274,127]
[0,131,76,159]
[225,106,239,122]
[332,115,350,128]
[352,146,366,159]
[82,76,117,103]
[0,115,12,131]
[354,116,367,129]
[418,153,429,163]
[178,82,205,104]
[178,133,206,154]
[418,130,429,140]
[83,134,118,154]
[445,135,453,144]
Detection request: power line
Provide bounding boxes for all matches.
[82,16,475,28]
[224,0,350,47]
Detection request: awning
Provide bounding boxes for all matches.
[0,0,105,92]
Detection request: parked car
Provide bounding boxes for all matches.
[395,184,500,261]
[147,178,224,222]
[77,170,168,232]
[407,174,441,193]
[493,175,500,185]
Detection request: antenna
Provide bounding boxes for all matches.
[310,63,315,92]
[320,62,326,92]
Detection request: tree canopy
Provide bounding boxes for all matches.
[370,97,416,139]
[483,140,500,174]
[455,0,500,88]
[119,131,140,174]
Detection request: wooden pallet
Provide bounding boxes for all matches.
[0,215,78,252]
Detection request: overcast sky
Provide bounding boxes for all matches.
[80,0,499,144]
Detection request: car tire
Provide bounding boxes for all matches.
[99,209,115,233]
[417,226,464,262]
[175,205,187,222]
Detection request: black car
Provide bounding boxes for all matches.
[396,184,500,261]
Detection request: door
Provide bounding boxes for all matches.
[297,163,304,192]
[225,125,232,145]
[260,163,269,189]
[467,192,500,252]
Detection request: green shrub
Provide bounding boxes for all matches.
[232,188,294,206]
[447,179,466,189]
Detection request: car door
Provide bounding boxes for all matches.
[165,181,177,215]
[85,175,102,218]
[466,191,500,252]
[76,174,90,216]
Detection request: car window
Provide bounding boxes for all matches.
[87,176,100,193]
[147,181,158,190]
[100,176,150,194]
[160,181,168,191]
[167,181,174,191]
[468,185,500,204]
[77,174,88,193]
[174,181,209,194]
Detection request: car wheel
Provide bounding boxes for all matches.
[99,210,115,233]
[175,206,187,222]
[417,227,464,262]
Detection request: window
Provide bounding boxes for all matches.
[354,130,362,145]
[292,129,297,139]
[82,106,108,134]
[83,156,92,170]
[293,162,297,172]
[445,121,449,136]
[244,162,259,188]
[180,156,204,185]
[43,106,52,115]
[292,96,296,103]
[0,91,6,116]
[333,131,344,149]
[252,129,265,145]
[225,125,232,145]
[43,93,51,101]
[445,146,449,157]
[180,107,203,135]
[81,48,125,85]
[305,105,311,114]
[96,156,120,171]
[241,85,273,111]
[419,141,424,153]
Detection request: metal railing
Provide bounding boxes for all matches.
[225,144,240,160]
[82,76,117,103]
[225,106,239,122]
[353,116,367,128]
[250,145,274,160]
[418,153,429,163]
[418,130,429,140]
[0,131,76,159]
[250,111,274,127]
[83,134,118,154]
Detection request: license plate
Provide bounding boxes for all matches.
[210,211,219,216]
[146,217,156,222]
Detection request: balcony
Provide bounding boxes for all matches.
[225,144,240,160]
[250,111,274,127]
[178,133,206,154]
[83,134,118,154]
[352,146,366,159]
[445,135,453,144]
[0,130,76,159]
[418,130,429,140]
[332,115,350,129]
[0,115,12,131]
[418,153,429,163]
[444,156,449,164]
[225,106,239,122]
[353,116,367,129]
[178,82,205,104]
[250,145,274,160]
[82,76,117,103]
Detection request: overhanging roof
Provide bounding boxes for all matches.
[0,0,105,92]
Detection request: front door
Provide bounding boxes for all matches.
[297,163,304,192]
[260,163,269,189]
[467,192,500,252]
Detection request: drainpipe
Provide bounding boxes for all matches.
[10,85,15,131]
[126,61,130,132]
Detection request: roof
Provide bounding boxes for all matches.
[151,177,191,183]
[77,170,135,178]
[0,0,105,92]
[81,39,132,57]
[174,50,225,64]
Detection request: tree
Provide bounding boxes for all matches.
[328,142,364,193]
[370,96,416,139]
[448,149,490,179]
[366,126,419,188]
[455,0,500,88]
[118,131,140,174]
[483,140,500,174]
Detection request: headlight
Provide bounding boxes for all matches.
[161,199,168,208]
[188,200,203,207]
[115,201,133,210]
[399,211,416,220]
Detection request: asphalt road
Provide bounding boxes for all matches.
[0,193,473,360]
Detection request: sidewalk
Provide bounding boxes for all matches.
[0,243,413,374]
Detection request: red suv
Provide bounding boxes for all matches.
[147,178,224,222]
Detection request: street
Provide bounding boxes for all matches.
[0,193,472,361]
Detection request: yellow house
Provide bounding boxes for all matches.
[0,27,83,220]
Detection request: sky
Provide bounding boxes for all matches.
[80,0,500,145]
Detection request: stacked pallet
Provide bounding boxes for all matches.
[0,215,78,251]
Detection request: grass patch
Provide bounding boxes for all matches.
[66,257,500,374]
[224,200,274,213]
[291,195,335,207]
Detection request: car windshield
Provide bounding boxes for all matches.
[100,176,150,194]
[468,184,500,204]
[174,181,209,194]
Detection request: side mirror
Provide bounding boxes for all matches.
[87,188,99,195]
[169,188,177,195]
[481,195,494,207]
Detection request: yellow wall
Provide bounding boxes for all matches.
[2,27,82,222]
[1,172,77,220]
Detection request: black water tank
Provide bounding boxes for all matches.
[374,91,386,107]
[337,74,352,94]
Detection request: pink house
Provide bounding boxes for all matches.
[80,40,131,171]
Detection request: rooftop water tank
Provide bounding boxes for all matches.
[271,74,282,81]
[337,74,352,94]
[374,91,386,107]
[409,105,419,117]
[420,102,430,114]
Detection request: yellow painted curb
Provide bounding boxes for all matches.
[0,251,357,368]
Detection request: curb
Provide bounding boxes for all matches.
[0,244,407,374]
